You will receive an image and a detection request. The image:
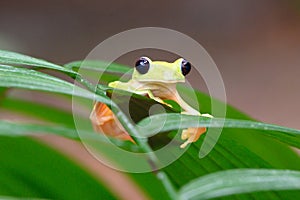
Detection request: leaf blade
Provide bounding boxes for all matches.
[0,64,111,105]
[0,50,77,75]
[138,113,300,149]
[178,169,300,200]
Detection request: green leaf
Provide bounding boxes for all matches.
[138,114,300,149]
[0,136,116,199]
[0,64,110,105]
[0,120,138,151]
[0,50,77,75]
[64,60,132,74]
[0,64,76,94]
[178,169,300,200]
[0,120,86,140]
[0,87,7,103]
[129,173,173,200]
[0,87,6,94]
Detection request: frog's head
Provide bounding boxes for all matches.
[132,56,191,83]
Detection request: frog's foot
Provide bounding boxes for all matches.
[180,127,207,148]
[90,102,135,143]
[201,113,214,118]
[90,102,114,125]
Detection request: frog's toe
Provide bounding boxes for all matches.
[180,140,190,148]
[159,99,172,108]
[152,97,172,107]
[108,81,118,88]
[181,129,189,140]
[165,102,173,108]
[201,113,213,118]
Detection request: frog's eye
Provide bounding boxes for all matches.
[181,59,191,76]
[135,57,150,74]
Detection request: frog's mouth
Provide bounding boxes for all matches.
[136,79,185,83]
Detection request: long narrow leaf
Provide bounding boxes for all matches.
[0,120,86,140]
[178,169,300,200]
[138,113,300,148]
[0,120,138,151]
[0,50,77,75]
[0,64,110,105]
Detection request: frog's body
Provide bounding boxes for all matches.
[90,57,212,148]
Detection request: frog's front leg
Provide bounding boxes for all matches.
[168,92,213,148]
[137,89,172,107]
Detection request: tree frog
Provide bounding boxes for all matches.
[90,57,212,148]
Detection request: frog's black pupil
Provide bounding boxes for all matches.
[135,58,150,74]
[181,60,191,76]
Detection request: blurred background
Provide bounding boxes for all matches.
[1,0,299,129]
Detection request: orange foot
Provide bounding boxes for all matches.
[90,102,135,142]
[180,127,207,148]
